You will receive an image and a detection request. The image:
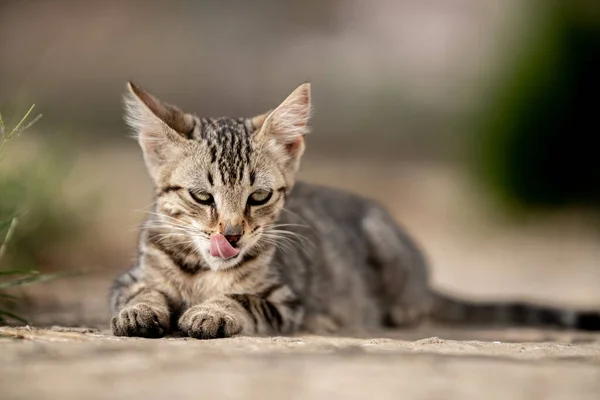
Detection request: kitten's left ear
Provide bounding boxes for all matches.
[254,83,311,159]
[124,82,196,181]
[125,82,196,138]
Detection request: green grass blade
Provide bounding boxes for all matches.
[7,105,35,138]
[0,105,40,155]
[0,217,19,263]
[0,218,14,232]
[0,269,35,276]
[0,309,28,324]
[0,271,69,291]
[0,292,19,301]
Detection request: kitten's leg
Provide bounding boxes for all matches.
[178,284,303,339]
[362,206,434,327]
[110,269,172,338]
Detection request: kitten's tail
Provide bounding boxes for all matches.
[429,292,600,331]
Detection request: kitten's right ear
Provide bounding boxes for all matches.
[254,83,311,161]
[124,82,195,180]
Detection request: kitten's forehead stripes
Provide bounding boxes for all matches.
[195,117,254,187]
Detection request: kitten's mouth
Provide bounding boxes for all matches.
[209,233,241,259]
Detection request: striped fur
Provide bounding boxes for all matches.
[110,82,600,339]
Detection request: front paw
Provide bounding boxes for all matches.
[178,305,242,339]
[111,303,170,338]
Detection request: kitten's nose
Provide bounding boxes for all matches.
[223,222,243,246]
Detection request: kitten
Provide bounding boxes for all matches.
[110,82,600,338]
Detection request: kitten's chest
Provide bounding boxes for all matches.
[174,272,234,305]
[174,266,263,305]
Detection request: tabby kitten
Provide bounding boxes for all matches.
[111,82,599,338]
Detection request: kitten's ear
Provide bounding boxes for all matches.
[124,82,195,180]
[255,83,311,159]
[248,111,272,131]
[125,82,195,136]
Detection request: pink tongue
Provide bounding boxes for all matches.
[210,233,240,259]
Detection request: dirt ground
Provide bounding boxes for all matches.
[1,326,600,400]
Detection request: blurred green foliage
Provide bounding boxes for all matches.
[475,3,600,210]
[0,107,79,324]
[0,144,83,268]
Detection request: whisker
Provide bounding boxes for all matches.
[150,230,209,242]
[268,223,309,229]
[262,232,311,253]
[250,223,314,255]
[281,207,311,226]
[137,210,206,235]
[141,211,198,230]
[145,221,193,233]
[147,226,195,238]
[161,239,197,250]
[144,220,210,239]
[259,236,294,254]
[265,229,314,248]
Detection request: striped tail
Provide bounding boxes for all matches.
[430,292,600,331]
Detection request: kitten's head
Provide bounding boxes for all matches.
[124,82,311,270]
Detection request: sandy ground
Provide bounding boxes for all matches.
[1,326,600,400]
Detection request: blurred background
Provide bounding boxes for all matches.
[0,0,599,329]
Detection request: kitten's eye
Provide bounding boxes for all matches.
[248,189,272,206]
[189,190,214,206]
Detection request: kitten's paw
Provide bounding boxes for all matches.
[111,303,169,338]
[178,305,242,339]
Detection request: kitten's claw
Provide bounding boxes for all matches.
[178,305,242,339]
[111,303,169,338]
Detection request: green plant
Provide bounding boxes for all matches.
[0,106,66,324]
[0,142,85,270]
[472,2,600,211]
